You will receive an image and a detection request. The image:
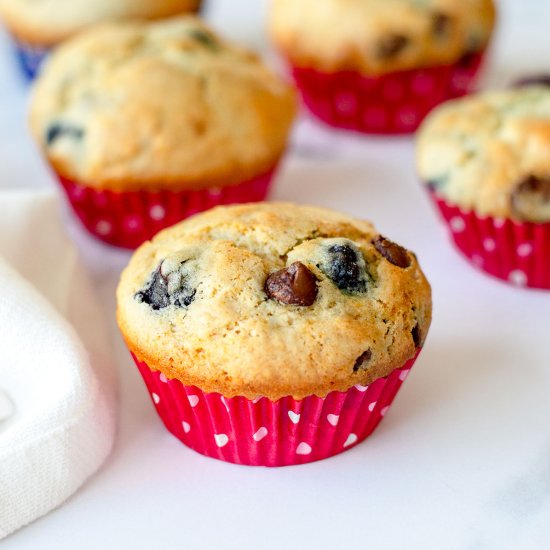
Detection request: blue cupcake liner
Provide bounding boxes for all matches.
[13,38,49,80]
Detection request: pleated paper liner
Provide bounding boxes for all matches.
[132,351,421,467]
[57,166,277,249]
[430,192,550,290]
[12,37,49,80]
[290,51,485,134]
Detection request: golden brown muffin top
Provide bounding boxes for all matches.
[29,16,296,192]
[270,0,495,75]
[0,0,201,45]
[117,202,432,400]
[417,85,550,222]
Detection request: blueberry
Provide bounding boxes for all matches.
[135,261,196,310]
[188,29,219,51]
[45,123,84,146]
[322,243,367,293]
[426,180,441,191]
[136,265,169,310]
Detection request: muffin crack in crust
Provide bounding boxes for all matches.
[117,203,432,400]
[29,16,296,191]
[417,85,550,221]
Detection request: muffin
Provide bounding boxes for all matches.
[270,0,496,134]
[116,202,432,466]
[0,0,202,79]
[29,17,297,248]
[417,85,550,289]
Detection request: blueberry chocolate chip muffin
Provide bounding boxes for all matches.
[29,16,296,192]
[117,202,432,400]
[269,0,495,134]
[0,0,202,48]
[28,16,296,247]
[270,0,496,76]
[417,86,550,222]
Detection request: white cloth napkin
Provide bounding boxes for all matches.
[0,189,116,539]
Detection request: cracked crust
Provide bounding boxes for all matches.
[0,0,201,45]
[29,16,296,191]
[269,0,495,75]
[417,85,550,221]
[117,202,432,400]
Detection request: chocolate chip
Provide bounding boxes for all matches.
[510,176,550,222]
[513,75,550,89]
[323,244,367,293]
[188,29,219,51]
[45,123,84,146]
[411,324,422,348]
[376,34,409,59]
[456,51,478,70]
[265,262,318,306]
[353,349,372,372]
[373,236,411,269]
[135,261,196,310]
[431,12,452,38]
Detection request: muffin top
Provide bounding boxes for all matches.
[417,85,550,222]
[117,202,432,400]
[0,0,201,45]
[270,0,495,75]
[29,17,296,192]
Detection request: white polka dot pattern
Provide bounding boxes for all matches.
[517,243,533,257]
[450,217,466,233]
[291,52,484,134]
[214,434,229,448]
[343,433,358,448]
[253,427,268,442]
[188,395,199,407]
[296,442,312,455]
[508,270,528,287]
[95,220,112,236]
[132,350,420,467]
[57,168,276,249]
[430,192,550,290]
[149,205,166,221]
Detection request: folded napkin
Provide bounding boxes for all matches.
[0,189,116,539]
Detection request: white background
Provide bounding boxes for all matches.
[1,1,550,548]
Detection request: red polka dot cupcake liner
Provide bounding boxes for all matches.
[56,167,277,249]
[290,52,485,134]
[430,192,550,290]
[131,351,421,467]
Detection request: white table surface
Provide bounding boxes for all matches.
[1,1,550,548]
